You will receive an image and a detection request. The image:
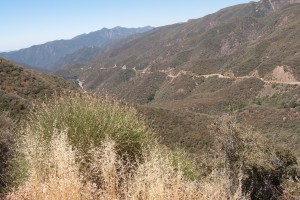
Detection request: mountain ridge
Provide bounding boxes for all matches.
[55,0,300,160]
[0,26,153,71]
[71,2,299,95]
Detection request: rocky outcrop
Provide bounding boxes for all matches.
[259,0,300,13]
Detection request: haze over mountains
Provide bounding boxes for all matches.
[0,26,152,71]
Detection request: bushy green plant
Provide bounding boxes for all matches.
[147,93,155,102]
[27,93,152,158]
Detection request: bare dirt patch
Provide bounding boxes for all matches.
[266,65,298,83]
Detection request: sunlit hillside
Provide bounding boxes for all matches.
[1,0,300,199]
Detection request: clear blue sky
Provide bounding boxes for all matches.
[0,0,257,52]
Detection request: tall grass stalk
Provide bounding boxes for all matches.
[7,128,84,200]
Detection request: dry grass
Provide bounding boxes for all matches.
[6,97,249,200]
[281,180,300,200]
[7,128,83,200]
[7,127,245,200]
[5,95,298,200]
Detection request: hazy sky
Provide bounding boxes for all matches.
[0,0,257,52]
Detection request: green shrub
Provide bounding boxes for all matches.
[147,93,155,102]
[27,93,153,159]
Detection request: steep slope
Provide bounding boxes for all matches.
[0,58,77,193]
[53,32,146,80]
[59,0,300,159]
[73,1,300,101]
[0,58,75,117]
[50,46,103,81]
[259,0,300,13]
[51,46,103,71]
[0,26,153,71]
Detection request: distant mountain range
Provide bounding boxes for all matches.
[0,26,153,71]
